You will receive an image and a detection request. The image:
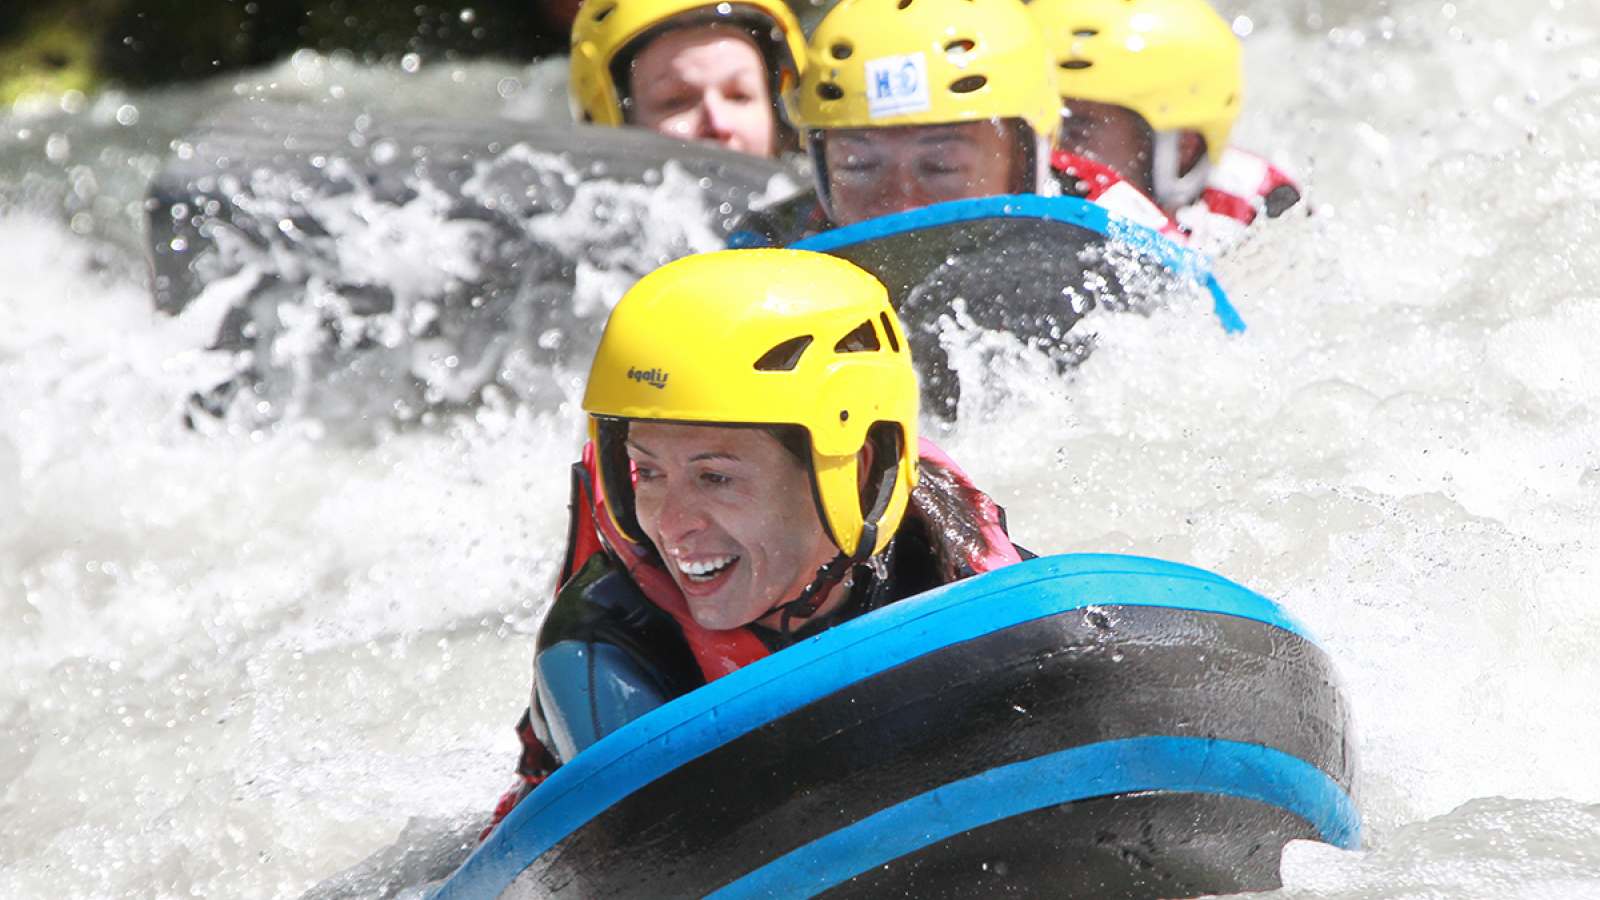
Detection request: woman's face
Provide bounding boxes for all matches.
[627,422,839,631]
[823,121,1018,226]
[628,25,776,158]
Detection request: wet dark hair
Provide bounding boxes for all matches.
[765,423,811,468]
[907,456,994,579]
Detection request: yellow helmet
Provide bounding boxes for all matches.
[569,0,806,127]
[793,0,1060,210]
[1029,0,1242,165]
[584,249,919,560]
[795,0,1058,139]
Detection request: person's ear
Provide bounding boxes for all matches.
[856,440,876,491]
[1179,130,1208,176]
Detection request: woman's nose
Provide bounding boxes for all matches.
[652,483,706,542]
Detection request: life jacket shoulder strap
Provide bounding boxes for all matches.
[558,458,607,587]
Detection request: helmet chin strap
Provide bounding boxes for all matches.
[767,550,858,641]
[762,441,901,642]
[805,129,835,223]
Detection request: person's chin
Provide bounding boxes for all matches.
[687,600,757,632]
[680,567,756,631]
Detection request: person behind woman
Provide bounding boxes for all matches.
[1028,0,1302,253]
[567,0,806,158]
[730,0,1060,246]
[482,248,1026,835]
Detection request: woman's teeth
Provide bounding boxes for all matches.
[678,555,737,583]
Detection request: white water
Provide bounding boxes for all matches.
[4,0,1600,897]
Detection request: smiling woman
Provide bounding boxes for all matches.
[479,248,1026,835]
[626,422,840,632]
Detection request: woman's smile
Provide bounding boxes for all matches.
[627,422,843,630]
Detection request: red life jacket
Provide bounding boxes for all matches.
[1053,148,1303,256]
[1051,150,1188,244]
[1180,148,1304,256]
[1199,147,1302,226]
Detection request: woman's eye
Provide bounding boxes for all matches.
[646,92,696,114]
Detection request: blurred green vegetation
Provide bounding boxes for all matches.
[0,0,572,106]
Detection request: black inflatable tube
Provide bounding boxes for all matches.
[432,553,1358,900]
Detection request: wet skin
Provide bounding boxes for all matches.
[627,422,844,631]
[1056,99,1155,197]
[628,26,776,158]
[823,121,1018,227]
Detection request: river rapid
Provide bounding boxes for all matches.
[4,0,1600,897]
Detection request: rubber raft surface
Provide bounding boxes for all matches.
[792,196,1243,419]
[432,553,1360,900]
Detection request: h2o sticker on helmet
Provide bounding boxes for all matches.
[864,53,931,119]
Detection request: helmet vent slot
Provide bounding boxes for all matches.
[897,0,913,9]
[831,43,853,60]
[1060,60,1093,70]
[593,3,616,22]
[950,75,987,94]
[754,336,814,371]
[944,39,976,54]
[1074,28,1098,37]
[835,321,881,353]
[879,312,901,352]
[817,82,845,101]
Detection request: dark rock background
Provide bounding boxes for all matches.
[0,0,580,105]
